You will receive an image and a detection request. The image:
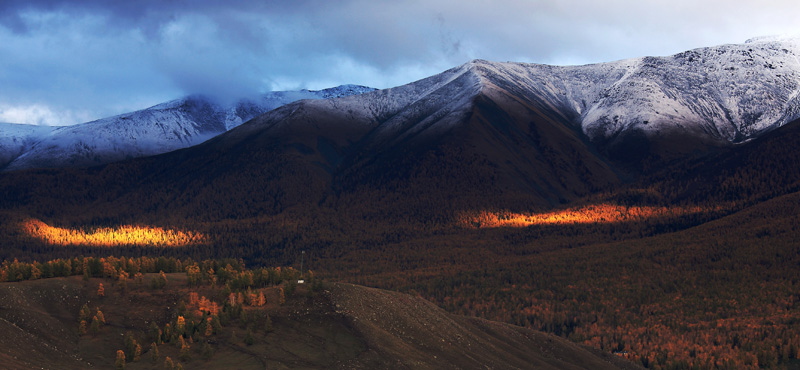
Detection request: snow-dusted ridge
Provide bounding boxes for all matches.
[466,37,800,145]
[1,85,375,171]
[4,38,800,171]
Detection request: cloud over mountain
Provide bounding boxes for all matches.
[2,0,800,125]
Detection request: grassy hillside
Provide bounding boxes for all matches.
[0,268,638,370]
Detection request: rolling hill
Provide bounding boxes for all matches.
[0,274,639,370]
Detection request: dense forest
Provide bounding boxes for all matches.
[2,114,800,370]
[2,188,799,369]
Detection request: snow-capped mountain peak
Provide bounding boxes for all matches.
[1,85,375,171]
[460,39,800,147]
[5,38,800,171]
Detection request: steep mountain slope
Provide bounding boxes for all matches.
[465,37,800,160]
[7,38,800,220]
[619,117,800,205]
[0,275,640,370]
[38,59,617,221]
[0,85,374,171]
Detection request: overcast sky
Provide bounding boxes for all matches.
[1,0,799,126]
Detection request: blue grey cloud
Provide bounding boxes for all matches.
[1,0,799,125]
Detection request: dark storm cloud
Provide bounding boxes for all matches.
[1,0,799,125]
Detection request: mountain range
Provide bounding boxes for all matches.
[0,84,374,171]
[5,37,800,174]
[2,37,800,370]
[4,37,800,233]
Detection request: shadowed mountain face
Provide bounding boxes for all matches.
[0,62,626,223]
[5,41,800,221]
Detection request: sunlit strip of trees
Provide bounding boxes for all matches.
[459,203,712,228]
[20,219,205,247]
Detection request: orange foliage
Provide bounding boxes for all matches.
[459,203,710,228]
[20,219,205,247]
[187,292,220,318]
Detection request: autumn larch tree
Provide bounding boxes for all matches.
[163,356,174,370]
[204,317,213,337]
[175,316,185,338]
[149,322,162,344]
[115,349,126,370]
[79,304,91,321]
[178,336,191,362]
[150,342,159,363]
[95,309,105,325]
[257,290,266,306]
[124,333,138,360]
[90,316,101,336]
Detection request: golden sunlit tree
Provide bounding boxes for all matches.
[175,316,185,338]
[97,283,105,297]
